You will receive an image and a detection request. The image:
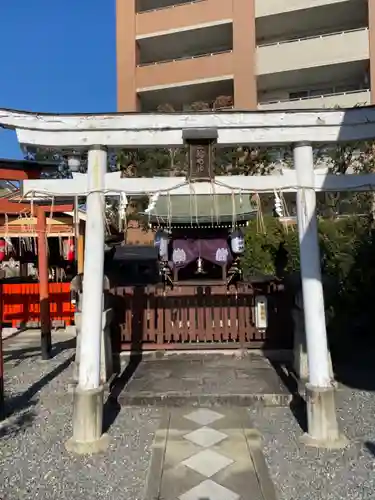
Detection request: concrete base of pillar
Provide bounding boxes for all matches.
[65,386,109,455]
[300,384,348,449]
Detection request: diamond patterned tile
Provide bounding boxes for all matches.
[179,479,240,500]
[182,449,233,477]
[183,426,228,448]
[184,408,224,426]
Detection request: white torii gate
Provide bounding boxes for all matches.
[3,106,375,453]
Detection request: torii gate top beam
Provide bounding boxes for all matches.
[1,106,375,150]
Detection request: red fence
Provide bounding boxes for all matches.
[1,282,74,328]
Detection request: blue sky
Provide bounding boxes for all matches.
[0,0,116,159]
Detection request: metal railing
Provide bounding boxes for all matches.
[257,27,368,48]
[137,0,205,14]
[137,49,232,67]
[259,88,370,106]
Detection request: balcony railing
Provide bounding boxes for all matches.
[257,27,369,48]
[259,88,370,105]
[137,49,232,67]
[137,0,205,14]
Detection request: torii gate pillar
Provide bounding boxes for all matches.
[65,146,110,454]
[294,143,346,448]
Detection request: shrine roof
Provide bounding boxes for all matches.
[0,157,60,183]
[0,157,57,171]
[143,193,257,224]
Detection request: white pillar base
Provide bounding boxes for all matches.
[65,386,109,455]
[300,384,348,449]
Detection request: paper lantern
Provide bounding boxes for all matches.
[229,229,245,255]
[154,230,169,260]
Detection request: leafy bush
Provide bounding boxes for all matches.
[242,214,375,347]
[242,215,369,279]
[242,216,284,276]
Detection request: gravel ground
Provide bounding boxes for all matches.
[250,389,375,500]
[2,343,375,500]
[0,349,161,500]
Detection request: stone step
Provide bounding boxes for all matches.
[116,391,293,408]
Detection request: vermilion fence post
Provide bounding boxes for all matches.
[37,207,52,360]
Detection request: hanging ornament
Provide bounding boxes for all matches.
[145,192,160,214]
[118,193,128,231]
[154,230,169,261]
[195,256,206,275]
[0,238,5,262]
[274,194,284,217]
[229,229,245,255]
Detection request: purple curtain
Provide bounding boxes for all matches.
[171,239,199,269]
[199,239,232,267]
[171,238,232,269]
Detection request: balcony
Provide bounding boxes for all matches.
[136,50,233,91]
[137,23,232,65]
[255,0,363,18]
[258,89,371,110]
[136,0,232,37]
[138,79,234,111]
[256,28,369,77]
[136,0,204,13]
[256,0,368,46]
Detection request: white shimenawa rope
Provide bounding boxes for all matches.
[194,184,199,226]
[211,180,219,226]
[167,191,172,232]
[118,193,128,232]
[255,194,266,234]
[231,190,236,231]
[19,176,374,236]
[188,182,193,227]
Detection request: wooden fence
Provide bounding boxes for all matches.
[109,282,293,350]
[0,280,293,350]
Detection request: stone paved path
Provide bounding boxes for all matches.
[144,407,277,500]
[117,353,293,407]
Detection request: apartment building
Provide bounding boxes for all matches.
[116,0,375,112]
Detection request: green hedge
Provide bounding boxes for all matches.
[243,215,369,279]
[243,215,375,347]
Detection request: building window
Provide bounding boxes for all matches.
[310,88,332,97]
[289,91,308,99]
